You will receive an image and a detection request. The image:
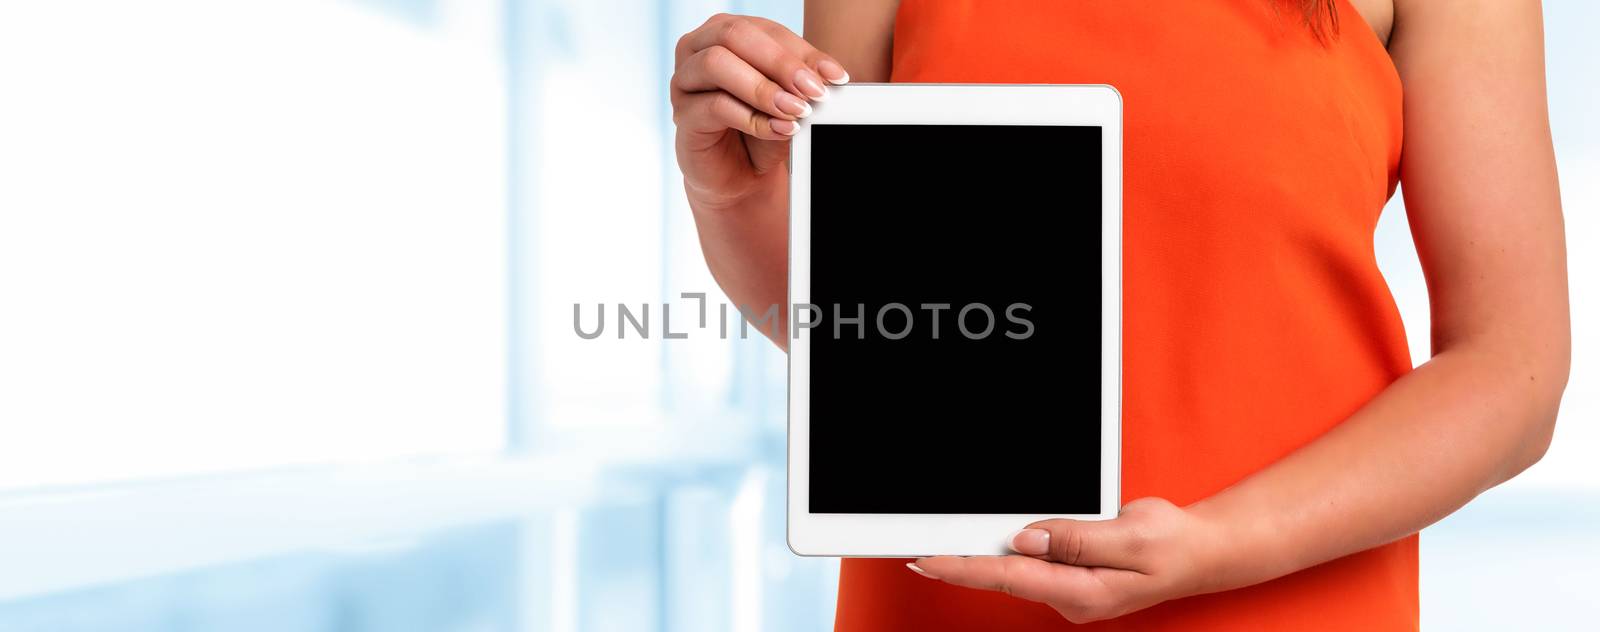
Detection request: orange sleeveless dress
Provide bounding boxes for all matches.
[833,1,1416,630]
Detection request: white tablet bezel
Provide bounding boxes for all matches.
[787,84,1122,557]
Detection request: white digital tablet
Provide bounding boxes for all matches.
[787,84,1122,557]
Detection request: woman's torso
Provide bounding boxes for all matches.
[834,1,1417,630]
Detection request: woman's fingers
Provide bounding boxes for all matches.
[910,556,1140,624]
[676,14,832,102]
[912,555,1074,603]
[1011,518,1145,570]
[1013,499,1190,571]
[672,45,811,121]
[674,91,796,143]
[669,13,850,148]
[911,556,1124,617]
[751,18,849,85]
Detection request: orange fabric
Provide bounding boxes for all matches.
[834,1,1417,630]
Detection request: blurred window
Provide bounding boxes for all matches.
[0,0,509,489]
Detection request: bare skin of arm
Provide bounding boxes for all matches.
[672,0,1569,624]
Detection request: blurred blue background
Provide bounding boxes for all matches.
[0,1,1594,630]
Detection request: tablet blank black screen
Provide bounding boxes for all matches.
[807,124,1102,514]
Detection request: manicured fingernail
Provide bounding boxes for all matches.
[794,69,829,101]
[770,118,798,136]
[774,91,812,118]
[818,60,849,85]
[1009,528,1051,556]
[906,562,938,579]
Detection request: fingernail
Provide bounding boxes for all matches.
[818,59,849,85]
[906,562,938,579]
[774,91,812,118]
[1009,528,1051,556]
[794,69,829,101]
[770,118,798,136]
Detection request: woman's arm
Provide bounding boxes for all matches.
[914,0,1570,622]
[1190,0,1570,586]
[675,1,896,349]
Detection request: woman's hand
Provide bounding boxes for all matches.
[670,14,847,346]
[909,498,1229,624]
[671,13,846,210]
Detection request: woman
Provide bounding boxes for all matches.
[670,0,1570,629]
